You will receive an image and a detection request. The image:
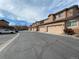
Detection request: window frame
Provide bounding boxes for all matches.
[66,20,77,28]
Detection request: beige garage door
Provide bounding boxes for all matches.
[39,26,47,32]
[33,28,37,31]
[48,25,64,35]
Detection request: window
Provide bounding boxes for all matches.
[67,20,77,27]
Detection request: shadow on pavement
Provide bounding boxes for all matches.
[0,33,16,35]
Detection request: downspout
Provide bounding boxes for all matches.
[64,9,68,34]
[65,9,68,30]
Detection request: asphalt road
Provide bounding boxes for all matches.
[0,33,17,44]
[0,31,79,59]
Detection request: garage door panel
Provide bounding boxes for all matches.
[48,25,64,35]
[39,27,46,32]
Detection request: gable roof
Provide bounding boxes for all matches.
[48,5,78,16]
[0,19,9,24]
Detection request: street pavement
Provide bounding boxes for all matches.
[0,31,79,59]
[0,33,17,44]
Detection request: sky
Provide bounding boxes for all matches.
[0,0,79,26]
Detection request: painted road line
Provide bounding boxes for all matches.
[0,33,20,52]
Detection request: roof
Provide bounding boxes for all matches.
[48,5,79,16]
[0,19,9,24]
[31,5,79,27]
[48,14,55,17]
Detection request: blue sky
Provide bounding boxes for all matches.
[0,0,79,26]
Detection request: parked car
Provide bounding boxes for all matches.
[0,29,18,34]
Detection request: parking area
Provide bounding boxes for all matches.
[0,34,17,44]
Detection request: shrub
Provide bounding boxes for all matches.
[64,28,75,35]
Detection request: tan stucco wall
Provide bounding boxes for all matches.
[44,15,54,24]
[72,28,79,34]
[67,9,74,18]
[55,11,66,21]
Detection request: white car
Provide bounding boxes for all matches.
[0,29,17,34]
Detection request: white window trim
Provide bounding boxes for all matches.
[67,20,78,28]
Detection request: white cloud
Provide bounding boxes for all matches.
[0,13,4,17]
[0,0,14,10]
[10,5,47,22]
[0,0,48,23]
[48,0,78,13]
[0,0,78,24]
[9,22,16,25]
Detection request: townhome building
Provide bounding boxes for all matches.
[65,5,79,34]
[29,5,79,35]
[0,19,9,28]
